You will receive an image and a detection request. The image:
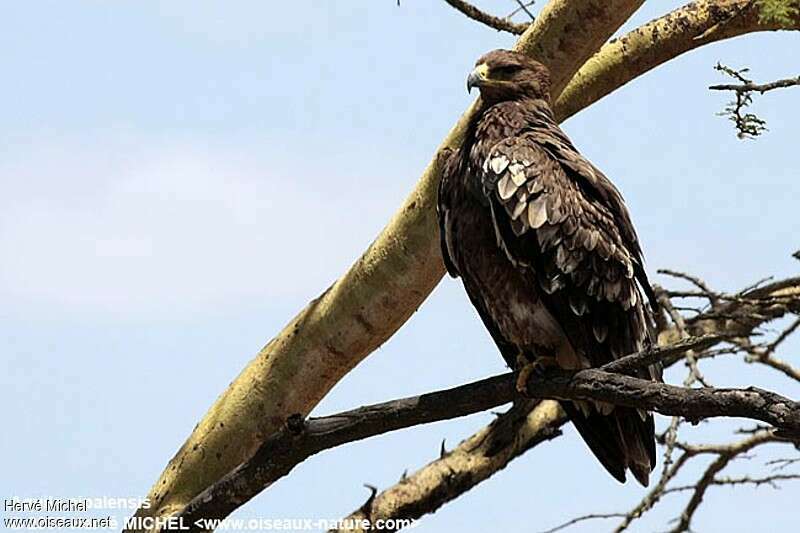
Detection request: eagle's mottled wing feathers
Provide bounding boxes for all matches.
[480,134,650,366]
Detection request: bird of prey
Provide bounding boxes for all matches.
[437,49,660,486]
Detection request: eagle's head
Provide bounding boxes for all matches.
[466,49,551,104]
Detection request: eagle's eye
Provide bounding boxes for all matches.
[492,65,522,79]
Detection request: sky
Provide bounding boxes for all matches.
[1,1,799,532]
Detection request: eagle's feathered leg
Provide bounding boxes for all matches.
[514,352,558,395]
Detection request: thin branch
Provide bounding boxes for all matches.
[667,431,780,533]
[767,457,800,471]
[659,268,720,307]
[664,473,800,493]
[508,0,537,21]
[442,0,529,34]
[709,74,800,93]
[537,513,626,533]
[710,62,779,138]
[555,0,800,123]
[602,335,726,374]
[613,452,694,532]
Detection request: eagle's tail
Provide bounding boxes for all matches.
[559,401,656,486]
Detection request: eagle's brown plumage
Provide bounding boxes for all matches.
[438,50,661,485]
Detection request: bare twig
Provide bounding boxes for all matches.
[442,0,530,34]
[730,317,800,383]
[667,431,781,533]
[508,0,536,21]
[659,269,719,305]
[709,75,800,93]
[612,452,693,532]
[710,63,799,138]
[767,457,800,471]
[664,473,800,493]
[537,512,626,533]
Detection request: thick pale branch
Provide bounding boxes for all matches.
[333,400,566,533]
[555,0,800,122]
[130,1,648,525]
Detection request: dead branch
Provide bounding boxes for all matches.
[442,0,530,34]
[174,336,723,529]
[508,1,537,21]
[537,513,626,533]
[544,430,793,533]
[667,431,781,533]
[518,370,800,436]
[175,376,518,529]
[710,74,800,93]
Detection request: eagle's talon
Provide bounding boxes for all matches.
[515,359,556,396]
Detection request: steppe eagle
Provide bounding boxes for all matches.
[437,49,660,485]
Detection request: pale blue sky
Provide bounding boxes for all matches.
[2,1,799,532]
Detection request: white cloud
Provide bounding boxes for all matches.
[0,136,409,317]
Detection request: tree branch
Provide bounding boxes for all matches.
[332,400,567,533]
[544,430,791,533]
[519,370,800,437]
[175,376,519,529]
[709,63,799,138]
[333,274,800,531]
[442,0,530,34]
[174,333,799,530]
[709,75,800,93]
[555,0,800,122]
[666,431,780,533]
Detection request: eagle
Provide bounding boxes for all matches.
[437,49,660,486]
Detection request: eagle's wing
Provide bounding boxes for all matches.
[479,131,656,366]
[437,148,461,278]
[479,130,659,485]
[438,147,522,365]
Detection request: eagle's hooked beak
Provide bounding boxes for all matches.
[466,63,489,93]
